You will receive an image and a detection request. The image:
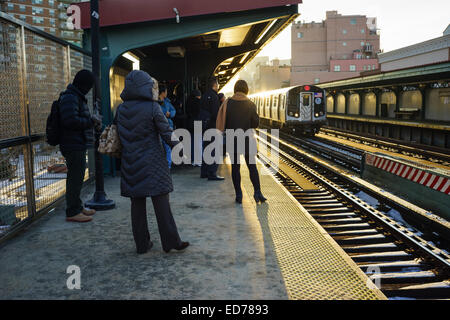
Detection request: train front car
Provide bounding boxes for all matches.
[286,85,327,136]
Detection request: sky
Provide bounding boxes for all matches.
[221,0,449,92]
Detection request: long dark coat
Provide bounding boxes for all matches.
[117,70,178,198]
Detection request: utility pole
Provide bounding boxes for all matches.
[85,0,115,210]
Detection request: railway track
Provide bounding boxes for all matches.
[260,125,365,173]
[320,127,450,167]
[256,131,450,299]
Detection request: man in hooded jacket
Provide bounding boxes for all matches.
[59,69,102,223]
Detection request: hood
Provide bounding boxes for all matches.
[120,70,159,102]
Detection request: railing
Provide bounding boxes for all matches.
[0,12,93,241]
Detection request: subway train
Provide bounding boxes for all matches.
[248,85,327,136]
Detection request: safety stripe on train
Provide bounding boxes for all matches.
[365,154,450,195]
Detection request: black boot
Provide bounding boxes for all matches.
[164,241,190,253]
[253,190,267,204]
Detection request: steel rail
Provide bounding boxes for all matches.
[256,131,450,275]
[320,127,450,165]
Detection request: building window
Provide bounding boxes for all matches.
[373,65,376,70]
[314,78,320,84]
[49,27,56,34]
[297,32,303,39]
[350,65,356,71]
[48,0,55,6]
[49,9,55,16]
[363,65,367,71]
[49,18,56,27]
[33,7,44,14]
[32,0,43,4]
[32,17,44,24]
[342,42,347,46]
[342,29,347,34]
[361,29,365,34]
[19,5,26,12]
[62,30,74,38]
[7,3,14,10]
[19,15,27,22]
[334,65,341,72]
[350,18,357,25]
[361,41,365,46]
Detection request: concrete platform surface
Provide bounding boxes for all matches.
[0,161,385,300]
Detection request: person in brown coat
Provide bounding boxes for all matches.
[217,80,267,204]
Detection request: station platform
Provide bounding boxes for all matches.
[0,160,386,300]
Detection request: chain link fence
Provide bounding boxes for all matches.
[0,13,93,239]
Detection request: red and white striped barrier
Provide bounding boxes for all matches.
[365,153,450,195]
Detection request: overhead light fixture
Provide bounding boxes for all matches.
[122,52,140,70]
[255,19,277,44]
[218,70,227,75]
[239,52,250,64]
[232,68,237,73]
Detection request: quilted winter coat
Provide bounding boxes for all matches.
[117,70,178,198]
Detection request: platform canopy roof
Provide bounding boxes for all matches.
[75,0,302,29]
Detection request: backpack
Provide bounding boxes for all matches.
[46,96,62,146]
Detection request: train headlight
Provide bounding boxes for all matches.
[315,113,319,118]
[295,113,299,118]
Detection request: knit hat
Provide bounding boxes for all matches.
[73,69,95,95]
[192,89,201,97]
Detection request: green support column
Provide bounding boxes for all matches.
[358,91,364,116]
[420,86,427,120]
[394,86,401,117]
[344,92,350,115]
[333,93,338,114]
[374,89,381,117]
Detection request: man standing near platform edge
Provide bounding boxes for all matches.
[199,77,225,181]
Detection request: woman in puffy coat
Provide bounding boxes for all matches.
[116,70,189,254]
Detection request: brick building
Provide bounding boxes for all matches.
[0,0,83,46]
[291,10,381,86]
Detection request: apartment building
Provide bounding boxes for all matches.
[291,10,381,86]
[0,0,83,46]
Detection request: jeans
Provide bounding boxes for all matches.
[61,150,86,217]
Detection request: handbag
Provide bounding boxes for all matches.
[98,108,122,158]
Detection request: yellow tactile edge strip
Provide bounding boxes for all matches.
[231,160,387,300]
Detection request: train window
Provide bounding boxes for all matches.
[288,90,299,117]
[280,95,285,108]
[302,94,311,107]
[273,95,279,107]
